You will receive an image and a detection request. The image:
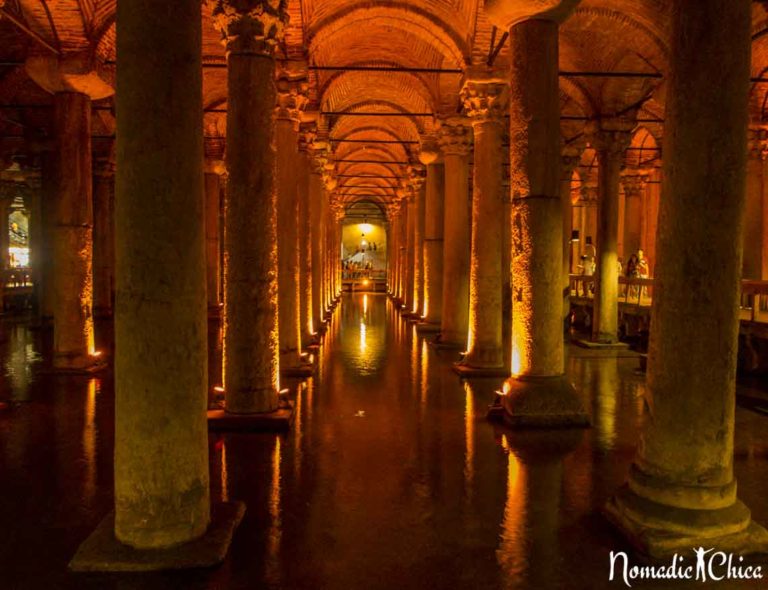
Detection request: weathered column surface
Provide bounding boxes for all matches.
[276,71,308,372]
[71,0,240,569]
[218,3,284,414]
[620,171,647,264]
[590,120,633,344]
[561,150,580,318]
[203,157,224,315]
[403,191,416,312]
[455,69,508,375]
[52,92,98,371]
[437,119,471,346]
[407,170,426,317]
[298,122,316,345]
[309,152,325,333]
[418,140,445,329]
[92,158,115,318]
[493,10,587,426]
[606,0,768,558]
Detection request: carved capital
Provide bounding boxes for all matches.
[461,69,509,124]
[587,118,635,156]
[620,169,650,197]
[407,165,426,193]
[212,0,289,56]
[484,0,580,29]
[438,117,473,156]
[748,125,768,161]
[298,121,317,152]
[418,135,441,165]
[275,65,309,122]
[579,182,598,204]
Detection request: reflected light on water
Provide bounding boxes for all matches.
[463,382,474,493]
[82,378,99,505]
[220,440,229,502]
[498,435,527,585]
[266,436,282,585]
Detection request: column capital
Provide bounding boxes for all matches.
[438,117,473,156]
[407,165,426,193]
[578,182,598,203]
[561,146,583,178]
[620,168,651,197]
[212,0,289,56]
[418,135,442,165]
[275,63,309,123]
[25,52,114,100]
[93,157,116,178]
[298,121,318,153]
[460,68,509,124]
[586,118,635,155]
[484,0,580,29]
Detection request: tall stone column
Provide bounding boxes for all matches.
[589,120,633,344]
[406,170,426,317]
[398,194,409,303]
[388,206,402,299]
[418,139,445,330]
[92,158,115,318]
[276,68,310,373]
[308,151,325,333]
[620,170,648,262]
[454,69,508,376]
[214,1,287,416]
[606,0,768,558]
[744,126,766,279]
[561,151,580,313]
[485,3,588,425]
[203,151,225,316]
[437,119,472,347]
[71,0,242,571]
[298,121,316,345]
[403,191,416,312]
[52,92,99,371]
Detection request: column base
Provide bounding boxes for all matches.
[574,338,629,350]
[429,336,465,350]
[49,354,107,375]
[452,361,509,378]
[491,375,590,428]
[69,501,246,572]
[605,484,768,561]
[415,321,441,333]
[208,408,294,432]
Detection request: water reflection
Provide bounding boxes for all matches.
[341,293,387,376]
[82,378,99,506]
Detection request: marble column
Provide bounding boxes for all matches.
[0,191,11,272]
[744,126,766,279]
[455,69,508,375]
[561,151,580,314]
[620,170,648,262]
[606,0,768,557]
[52,92,98,371]
[216,2,285,414]
[403,191,416,312]
[203,158,225,316]
[275,69,309,372]
[492,11,588,425]
[438,120,472,346]
[407,170,426,317]
[76,0,244,564]
[309,153,325,333]
[418,140,445,329]
[298,122,316,345]
[589,120,633,344]
[92,158,115,318]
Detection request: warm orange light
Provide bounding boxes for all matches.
[363,279,370,286]
[213,385,225,393]
[90,350,102,358]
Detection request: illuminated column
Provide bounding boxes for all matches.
[398,195,409,302]
[70,0,240,569]
[437,119,471,346]
[403,191,416,311]
[24,172,43,318]
[309,150,325,333]
[388,205,402,298]
[744,126,766,279]
[216,1,284,415]
[92,157,115,318]
[486,3,588,425]
[298,121,316,345]
[203,157,224,315]
[606,0,768,557]
[579,182,598,261]
[418,139,445,328]
[620,170,648,261]
[407,168,426,317]
[561,151,580,309]
[0,189,11,271]
[589,120,633,344]
[455,69,508,375]
[52,92,99,371]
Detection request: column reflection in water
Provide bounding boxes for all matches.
[498,434,527,586]
[341,293,386,377]
[82,378,99,507]
[463,381,475,498]
[266,436,282,586]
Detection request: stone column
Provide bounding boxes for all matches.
[620,170,648,262]
[309,151,325,333]
[418,139,445,329]
[0,190,11,272]
[204,153,225,316]
[40,153,56,325]
[454,69,508,375]
[388,205,402,300]
[561,150,581,318]
[403,191,416,312]
[92,158,115,318]
[73,0,240,566]
[215,1,286,415]
[606,0,768,558]
[407,170,426,317]
[744,126,766,279]
[298,122,316,345]
[275,68,309,372]
[487,6,587,425]
[589,120,633,344]
[437,119,472,347]
[52,92,98,371]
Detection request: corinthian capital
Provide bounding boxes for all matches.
[460,68,509,124]
[275,62,309,122]
[587,118,635,156]
[748,125,768,161]
[620,169,651,197]
[484,0,580,29]
[212,0,289,56]
[438,117,472,156]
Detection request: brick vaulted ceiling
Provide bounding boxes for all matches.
[2,1,768,208]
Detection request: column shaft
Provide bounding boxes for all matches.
[422,162,445,324]
[92,162,115,318]
[298,151,314,342]
[114,0,209,547]
[204,168,222,312]
[309,167,323,329]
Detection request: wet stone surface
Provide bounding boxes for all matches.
[1,294,767,589]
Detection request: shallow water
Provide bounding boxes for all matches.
[1,294,767,589]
